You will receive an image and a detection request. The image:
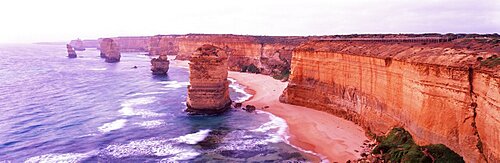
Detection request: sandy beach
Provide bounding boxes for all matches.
[171,58,368,162]
[228,71,369,162]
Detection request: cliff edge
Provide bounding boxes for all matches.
[280,37,500,162]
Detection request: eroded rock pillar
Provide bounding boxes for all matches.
[186,44,231,114]
[99,38,121,63]
[66,44,77,58]
[151,55,170,75]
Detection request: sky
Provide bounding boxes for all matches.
[0,0,498,43]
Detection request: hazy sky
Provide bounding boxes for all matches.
[0,0,498,43]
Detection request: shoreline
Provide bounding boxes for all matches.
[170,58,368,162]
[228,71,369,162]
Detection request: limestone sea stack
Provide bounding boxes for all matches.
[66,44,77,58]
[186,44,232,114]
[99,38,121,63]
[151,55,170,75]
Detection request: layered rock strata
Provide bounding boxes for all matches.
[148,34,307,78]
[150,55,170,75]
[186,44,232,114]
[66,44,77,58]
[99,38,121,63]
[112,36,150,52]
[280,38,500,162]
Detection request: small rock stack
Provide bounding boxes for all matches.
[151,55,170,75]
[186,44,232,114]
[99,38,121,63]
[66,44,77,58]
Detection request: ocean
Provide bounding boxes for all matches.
[0,44,314,162]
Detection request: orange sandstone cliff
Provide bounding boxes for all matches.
[186,44,232,114]
[280,37,500,162]
[99,38,121,63]
[148,34,308,78]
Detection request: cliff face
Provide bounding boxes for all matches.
[99,38,121,63]
[280,38,500,162]
[186,44,232,114]
[68,39,85,51]
[149,34,307,77]
[69,39,99,49]
[112,36,150,52]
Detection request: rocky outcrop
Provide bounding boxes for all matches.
[151,55,170,75]
[68,39,86,51]
[99,38,121,63]
[280,37,500,162]
[66,44,77,58]
[186,44,232,114]
[69,39,99,49]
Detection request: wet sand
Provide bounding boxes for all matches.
[228,71,369,162]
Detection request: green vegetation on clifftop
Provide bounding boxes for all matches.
[373,128,464,163]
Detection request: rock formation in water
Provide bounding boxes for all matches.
[99,38,121,63]
[150,55,170,75]
[69,39,99,49]
[279,36,500,162]
[66,44,77,58]
[186,44,232,114]
[68,39,86,51]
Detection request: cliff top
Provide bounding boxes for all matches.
[296,38,500,76]
[192,44,228,58]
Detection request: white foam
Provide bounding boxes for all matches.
[172,129,211,145]
[98,119,127,133]
[134,120,165,129]
[89,68,106,71]
[253,111,329,162]
[228,78,253,102]
[159,151,201,162]
[24,151,96,163]
[103,137,200,161]
[121,97,156,107]
[119,97,165,117]
[247,111,287,144]
[158,81,189,89]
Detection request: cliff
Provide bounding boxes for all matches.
[186,44,232,114]
[148,34,308,78]
[69,39,99,49]
[111,36,150,52]
[280,37,500,162]
[68,39,85,51]
[99,38,121,63]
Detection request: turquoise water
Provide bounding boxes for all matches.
[0,44,313,162]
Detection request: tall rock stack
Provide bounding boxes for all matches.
[186,44,232,114]
[150,55,170,75]
[99,38,121,63]
[66,44,77,58]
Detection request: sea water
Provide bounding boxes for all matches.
[0,44,313,162]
